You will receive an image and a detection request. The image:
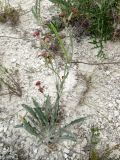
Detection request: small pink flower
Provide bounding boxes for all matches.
[35,80,44,94]
[33,30,40,38]
[35,80,41,86]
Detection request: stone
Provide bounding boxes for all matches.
[3,127,7,132]
[0,127,3,132]
[114,111,119,117]
[64,153,68,159]
[34,148,38,154]
[106,71,110,75]
[11,58,17,63]
[116,99,120,104]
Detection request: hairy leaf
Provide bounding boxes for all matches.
[63,117,86,128]
[33,98,48,125]
[22,104,38,120]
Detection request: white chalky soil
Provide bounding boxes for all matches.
[0,0,120,159]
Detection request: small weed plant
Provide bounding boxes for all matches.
[0,65,22,97]
[89,126,100,160]
[16,97,85,146]
[87,126,120,160]
[16,22,86,147]
[32,0,42,24]
[34,0,120,57]
[0,0,20,25]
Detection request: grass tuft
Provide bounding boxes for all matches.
[0,65,22,97]
[0,1,20,25]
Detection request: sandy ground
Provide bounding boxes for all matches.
[0,0,120,159]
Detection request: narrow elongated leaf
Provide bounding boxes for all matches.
[22,104,38,120]
[60,135,76,142]
[63,117,86,129]
[34,107,48,125]
[52,93,60,124]
[23,118,38,136]
[15,124,23,128]
[32,98,48,125]
[44,95,52,114]
[27,115,40,127]
[32,98,41,108]
[60,128,76,140]
[32,99,48,124]
[32,0,42,24]
[32,8,37,19]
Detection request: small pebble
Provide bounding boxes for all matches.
[0,127,3,132]
[106,71,110,75]
[34,148,38,154]
[64,153,68,159]
[116,99,120,104]
[114,111,119,117]
[3,127,7,132]
[11,58,17,63]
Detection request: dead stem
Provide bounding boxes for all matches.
[0,35,31,41]
[71,61,120,65]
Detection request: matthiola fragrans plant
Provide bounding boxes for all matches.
[16,23,86,147]
[16,96,86,146]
